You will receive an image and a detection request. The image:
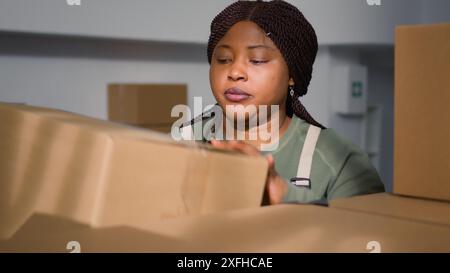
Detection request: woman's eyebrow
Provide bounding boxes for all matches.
[215,44,274,50]
[247,45,274,50]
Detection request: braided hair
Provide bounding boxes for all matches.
[207,0,326,129]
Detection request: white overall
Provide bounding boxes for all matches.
[290,124,321,188]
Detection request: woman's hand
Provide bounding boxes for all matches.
[210,140,288,205]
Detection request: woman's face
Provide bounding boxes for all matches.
[209,20,292,119]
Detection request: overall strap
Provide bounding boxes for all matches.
[290,124,321,187]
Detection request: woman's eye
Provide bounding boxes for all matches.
[250,60,269,65]
[216,58,231,64]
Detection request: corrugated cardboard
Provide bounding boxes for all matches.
[140,204,450,253]
[330,193,450,228]
[138,123,174,134]
[2,205,450,253]
[108,84,187,125]
[0,102,268,240]
[0,214,188,253]
[394,23,450,201]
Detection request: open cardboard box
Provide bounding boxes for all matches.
[0,102,268,241]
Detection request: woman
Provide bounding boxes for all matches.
[181,0,384,205]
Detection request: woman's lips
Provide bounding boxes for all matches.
[224,87,252,102]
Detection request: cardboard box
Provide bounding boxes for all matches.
[2,205,450,253]
[0,102,268,240]
[394,23,450,202]
[108,84,187,125]
[330,193,450,228]
[140,204,450,253]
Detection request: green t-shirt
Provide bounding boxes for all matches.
[191,114,385,204]
[261,115,385,203]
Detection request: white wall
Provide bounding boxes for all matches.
[0,0,233,44]
[420,0,450,24]
[0,34,213,119]
[297,0,421,45]
[0,0,422,45]
[366,64,394,192]
[0,56,213,120]
[300,46,333,127]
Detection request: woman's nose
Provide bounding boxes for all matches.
[227,62,247,81]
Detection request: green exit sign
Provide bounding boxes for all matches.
[352,81,363,98]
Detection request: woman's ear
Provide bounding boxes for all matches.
[288,78,295,86]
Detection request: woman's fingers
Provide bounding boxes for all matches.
[210,139,223,148]
[266,154,275,169]
[210,140,260,156]
[265,154,277,178]
[211,140,286,205]
[228,140,260,156]
[210,139,235,153]
[210,139,233,152]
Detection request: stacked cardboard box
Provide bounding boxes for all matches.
[108,84,187,133]
[328,23,450,250]
[393,24,450,202]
